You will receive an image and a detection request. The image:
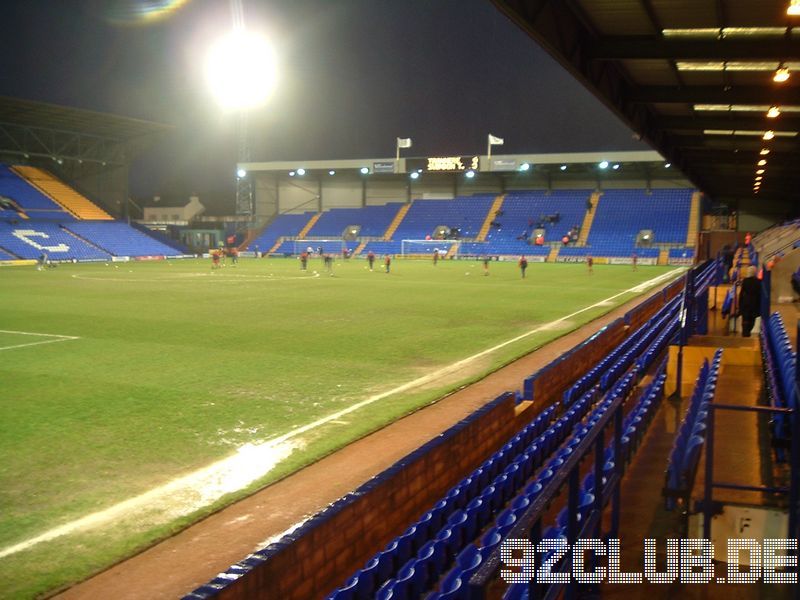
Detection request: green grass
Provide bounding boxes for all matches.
[0,257,678,598]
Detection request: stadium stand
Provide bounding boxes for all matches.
[12,165,113,220]
[391,195,496,241]
[761,312,797,462]
[129,222,191,254]
[581,188,692,256]
[244,189,696,263]
[0,221,110,261]
[247,212,317,255]
[307,203,404,238]
[0,247,16,259]
[64,221,183,257]
[0,164,73,218]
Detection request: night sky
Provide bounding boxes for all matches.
[0,0,646,207]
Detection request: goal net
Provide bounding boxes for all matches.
[292,239,347,256]
[400,239,456,259]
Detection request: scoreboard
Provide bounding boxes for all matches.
[406,156,480,173]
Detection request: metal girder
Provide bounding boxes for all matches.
[631,86,800,104]
[658,115,800,131]
[0,121,127,166]
[587,36,800,61]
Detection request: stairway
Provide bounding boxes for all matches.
[445,242,459,259]
[12,166,113,220]
[685,191,701,247]
[658,247,669,266]
[476,194,505,241]
[576,192,601,246]
[297,213,321,238]
[353,241,368,256]
[383,203,411,240]
[267,237,285,255]
[547,245,560,262]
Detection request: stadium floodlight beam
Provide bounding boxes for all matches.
[665,163,671,168]
[409,172,419,180]
[519,163,531,171]
[612,163,620,170]
[465,170,475,179]
[205,30,278,110]
[289,171,296,177]
[360,167,369,175]
[296,168,306,176]
[329,170,336,176]
[560,165,567,171]
[237,168,247,178]
[599,160,609,169]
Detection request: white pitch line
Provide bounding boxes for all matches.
[0,268,682,559]
[0,330,80,351]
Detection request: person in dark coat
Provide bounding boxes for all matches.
[738,266,762,337]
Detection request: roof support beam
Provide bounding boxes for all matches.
[587,36,800,60]
[657,115,800,131]
[630,86,800,104]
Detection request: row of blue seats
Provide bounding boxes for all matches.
[502,367,668,600]
[563,295,680,405]
[367,384,610,600]
[761,312,797,462]
[664,350,723,510]
[332,293,687,599]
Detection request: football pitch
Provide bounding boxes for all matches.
[0,257,679,598]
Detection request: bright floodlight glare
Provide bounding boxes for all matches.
[519,163,530,171]
[296,168,306,176]
[599,160,609,169]
[760,148,770,155]
[612,163,620,170]
[774,66,790,83]
[329,170,335,176]
[767,106,781,118]
[763,130,775,140]
[410,172,419,180]
[560,164,567,171]
[665,162,671,168]
[465,170,475,179]
[289,171,296,177]
[360,167,369,174]
[206,30,277,110]
[237,168,247,178]
[790,0,800,15]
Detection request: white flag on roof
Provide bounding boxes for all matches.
[488,134,504,145]
[397,137,413,148]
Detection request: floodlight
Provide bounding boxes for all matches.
[767,106,781,118]
[760,148,770,155]
[465,170,476,179]
[409,172,419,180]
[756,169,765,174]
[289,171,296,177]
[763,130,775,140]
[206,30,278,110]
[329,170,336,176]
[664,162,671,168]
[237,168,247,178]
[599,160,609,169]
[296,168,306,176]
[790,0,800,15]
[612,164,620,170]
[758,159,767,166]
[560,165,567,171]
[360,167,369,175]
[774,66,790,83]
[519,163,530,171]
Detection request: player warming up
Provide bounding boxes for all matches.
[587,255,594,274]
[384,254,391,274]
[367,250,375,271]
[518,255,528,279]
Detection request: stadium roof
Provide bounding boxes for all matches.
[0,96,171,165]
[491,0,800,206]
